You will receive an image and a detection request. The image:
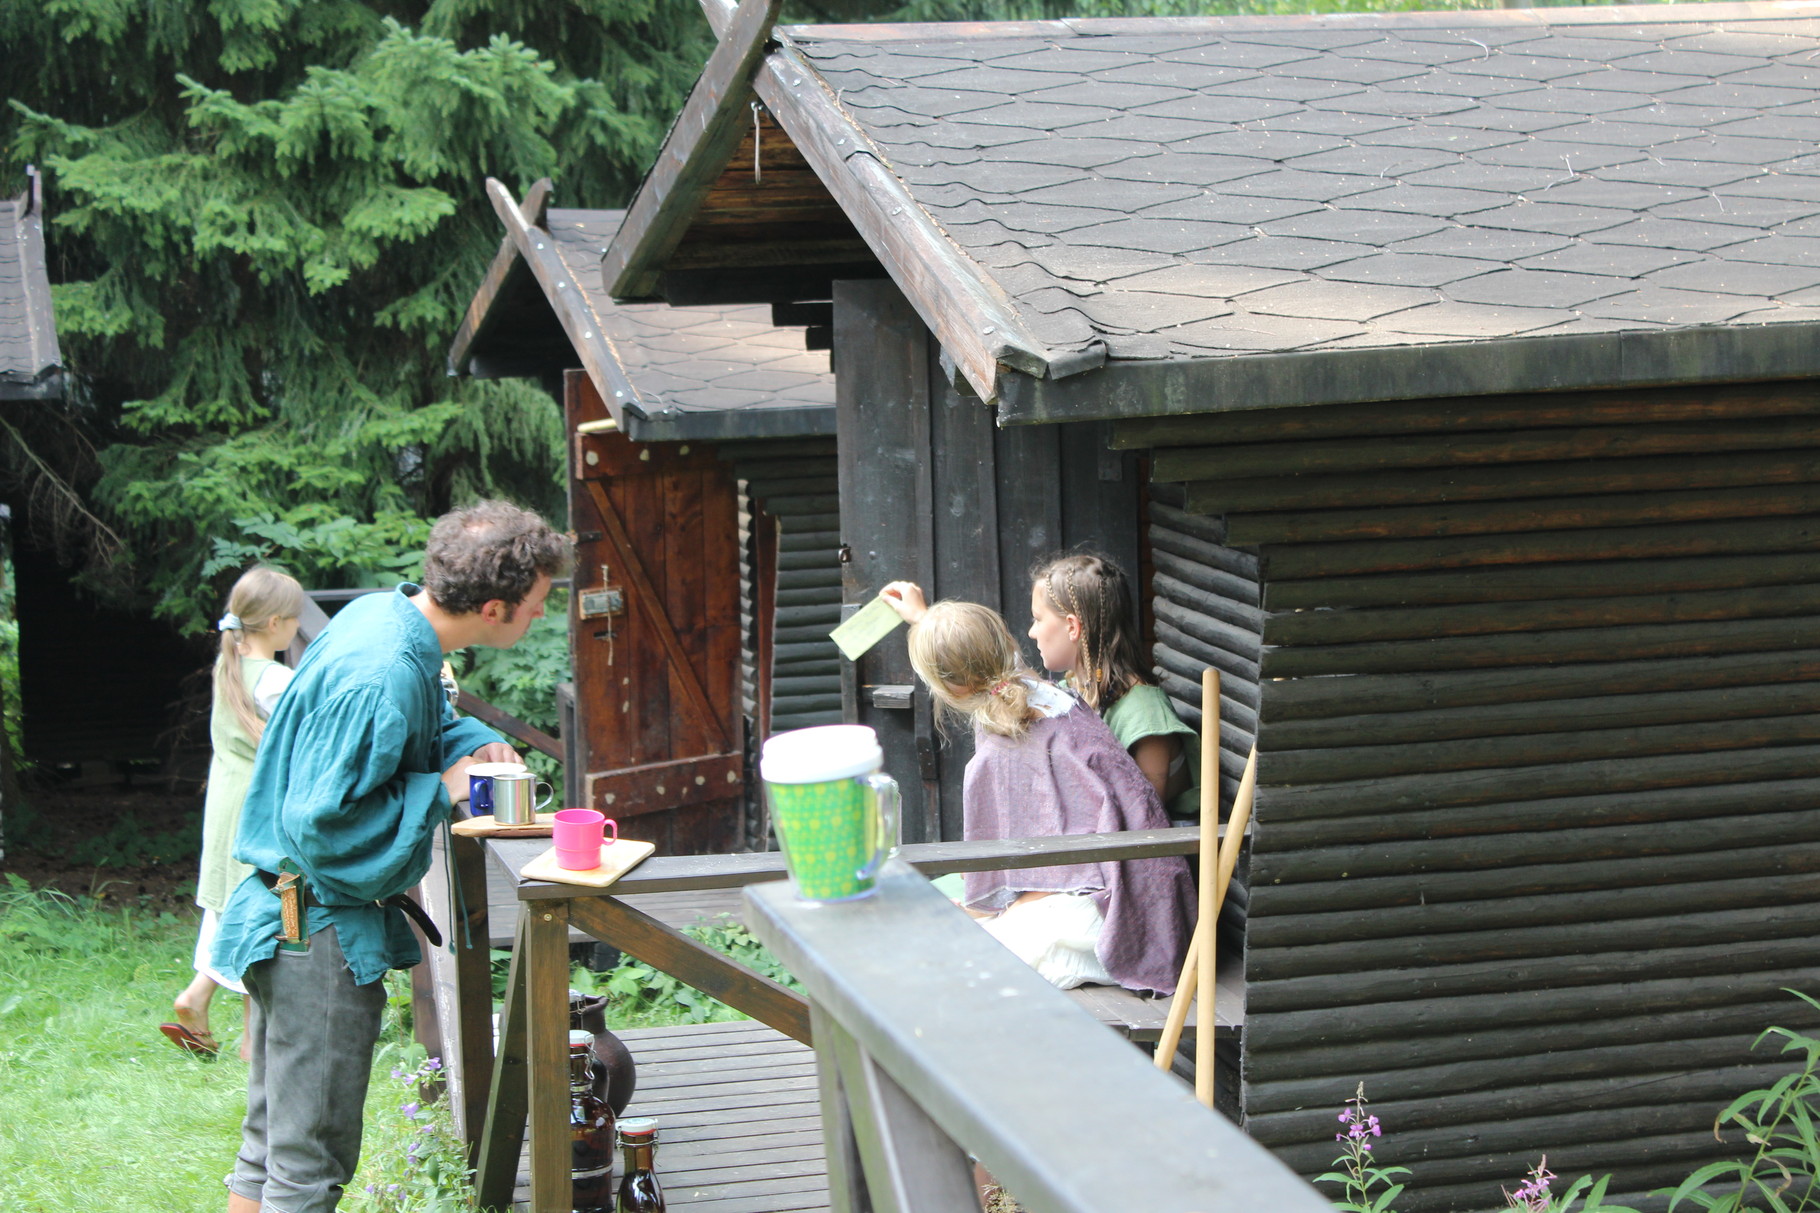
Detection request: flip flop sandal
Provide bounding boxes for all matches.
[159,1022,220,1058]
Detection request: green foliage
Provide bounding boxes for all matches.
[1502,1158,1638,1213]
[455,585,568,794]
[2,786,201,868]
[1659,992,1820,1213]
[0,554,23,777]
[1318,1085,1408,1213]
[346,1043,475,1213]
[0,2,708,629]
[1543,1175,1641,1213]
[487,916,803,1030]
[595,916,803,1026]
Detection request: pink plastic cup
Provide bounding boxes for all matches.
[553,808,619,871]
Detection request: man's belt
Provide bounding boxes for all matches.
[257,868,444,948]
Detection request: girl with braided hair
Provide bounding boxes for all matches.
[1028,552,1200,822]
[880,590,1193,995]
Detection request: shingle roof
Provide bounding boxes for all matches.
[796,7,1820,365]
[0,170,63,401]
[451,189,832,443]
[609,3,1820,419]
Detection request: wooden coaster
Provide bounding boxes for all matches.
[518,840,656,889]
[450,813,559,839]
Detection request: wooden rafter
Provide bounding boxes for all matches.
[602,0,784,300]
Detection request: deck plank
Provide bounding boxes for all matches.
[512,1020,830,1212]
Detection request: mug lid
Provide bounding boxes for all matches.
[467,761,528,777]
[761,724,883,784]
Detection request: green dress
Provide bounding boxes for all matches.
[196,657,277,914]
[1101,683,1201,822]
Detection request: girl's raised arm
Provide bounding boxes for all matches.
[880,580,929,624]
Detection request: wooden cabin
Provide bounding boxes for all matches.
[600,2,1820,1207]
[449,183,840,855]
[0,168,60,404]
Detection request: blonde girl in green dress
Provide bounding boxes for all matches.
[161,567,305,1057]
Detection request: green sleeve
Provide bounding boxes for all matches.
[1102,684,1197,751]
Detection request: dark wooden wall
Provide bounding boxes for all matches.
[1114,380,1820,1211]
[833,279,1144,843]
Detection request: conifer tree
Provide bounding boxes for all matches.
[0,1,709,627]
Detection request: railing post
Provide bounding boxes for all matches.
[475,916,530,1211]
[449,832,497,1144]
[524,901,573,1213]
[819,1010,976,1213]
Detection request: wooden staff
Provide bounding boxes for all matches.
[1195,668,1218,1107]
[1155,738,1259,1091]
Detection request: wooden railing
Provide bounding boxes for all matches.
[743,859,1327,1213]
[434,826,1277,1211]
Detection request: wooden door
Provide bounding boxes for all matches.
[565,371,745,854]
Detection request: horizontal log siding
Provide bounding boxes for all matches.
[1121,381,1820,1212]
[726,441,843,734]
[1149,483,1264,806]
[1148,481,1262,936]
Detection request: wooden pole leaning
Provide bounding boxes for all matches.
[1195,668,1219,1108]
[1155,741,1259,1083]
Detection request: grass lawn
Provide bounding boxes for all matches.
[0,878,466,1211]
[0,875,795,1211]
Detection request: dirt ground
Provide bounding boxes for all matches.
[2,779,205,912]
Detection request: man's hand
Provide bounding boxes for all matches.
[443,756,479,804]
[471,742,522,765]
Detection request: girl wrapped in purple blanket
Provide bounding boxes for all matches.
[893,597,1194,995]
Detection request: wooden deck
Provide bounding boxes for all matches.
[512,1020,829,1213]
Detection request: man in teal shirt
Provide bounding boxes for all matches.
[214,500,568,1213]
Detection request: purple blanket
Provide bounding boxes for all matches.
[960,698,1196,994]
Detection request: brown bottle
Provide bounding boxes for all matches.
[615,1117,664,1213]
[569,1030,616,1213]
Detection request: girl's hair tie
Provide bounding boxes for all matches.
[218,612,244,632]
[988,678,1015,698]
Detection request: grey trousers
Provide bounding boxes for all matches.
[228,927,387,1213]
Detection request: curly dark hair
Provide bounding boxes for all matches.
[421,500,570,617]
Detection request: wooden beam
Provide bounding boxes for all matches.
[567,894,813,1044]
[604,0,784,299]
[501,825,1207,898]
[482,177,641,426]
[455,690,562,761]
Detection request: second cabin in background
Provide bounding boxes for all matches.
[450,183,842,854]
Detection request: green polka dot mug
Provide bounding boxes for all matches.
[760,725,901,902]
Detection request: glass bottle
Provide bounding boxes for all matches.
[569,1029,615,1213]
[616,1117,664,1213]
